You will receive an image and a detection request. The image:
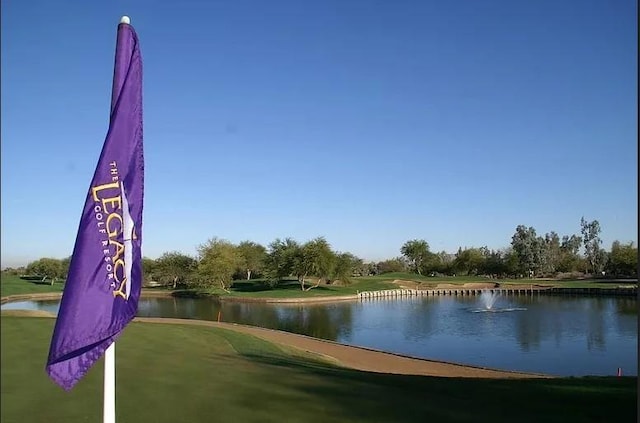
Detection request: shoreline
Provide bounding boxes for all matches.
[0,290,363,305]
[2,290,635,378]
[135,317,554,379]
[1,309,552,379]
[2,282,636,306]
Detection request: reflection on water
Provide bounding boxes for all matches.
[2,299,60,315]
[2,294,636,377]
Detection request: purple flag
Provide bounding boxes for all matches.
[46,21,143,391]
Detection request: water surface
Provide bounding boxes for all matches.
[3,293,636,376]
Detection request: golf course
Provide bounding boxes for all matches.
[1,273,637,423]
[3,1,638,421]
[1,313,637,423]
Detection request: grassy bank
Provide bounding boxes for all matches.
[202,274,637,299]
[359,273,637,289]
[0,274,65,298]
[0,316,636,423]
[2,272,635,302]
[189,278,398,299]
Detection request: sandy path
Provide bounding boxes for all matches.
[135,317,552,379]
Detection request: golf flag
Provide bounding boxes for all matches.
[46,21,143,391]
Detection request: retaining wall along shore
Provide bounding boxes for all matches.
[356,286,637,299]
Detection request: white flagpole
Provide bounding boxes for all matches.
[103,16,131,423]
[103,342,116,423]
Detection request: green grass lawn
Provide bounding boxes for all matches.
[0,316,636,423]
[0,274,65,298]
[356,272,637,289]
[212,278,398,299]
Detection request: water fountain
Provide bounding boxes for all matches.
[472,289,527,313]
[480,290,499,310]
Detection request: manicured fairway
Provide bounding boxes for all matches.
[1,316,636,423]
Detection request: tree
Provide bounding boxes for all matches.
[264,238,301,285]
[330,252,361,284]
[421,252,441,275]
[540,232,561,276]
[60,256,71,279]
[236,241,267,280]
[26,258,63,284]
[432,251,455,275]
[511,225,544,276]
[142,257,157,282]
[400,239,431,275]
[581,217,603,274]
[155,251,197,288]
[453,247,485,276]
[502,248,521,278]
[607,241,638,277]
[481,249,507,278]
[297,237,335,291]
[597,250,610,276]
[2,267,21,275]
[557,234,582,273]
[376,258,408,274]
[197,238,243,292]
[351,260,374,277]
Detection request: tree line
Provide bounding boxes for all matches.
[142,237,364,292]
[6,217,637,289]
[9,237,365,292]
[395,218,637,278]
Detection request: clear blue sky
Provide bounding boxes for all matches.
[1,0,637,267]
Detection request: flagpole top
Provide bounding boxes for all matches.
[120,16,131,25]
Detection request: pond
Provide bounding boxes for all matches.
[3,293,637,377]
